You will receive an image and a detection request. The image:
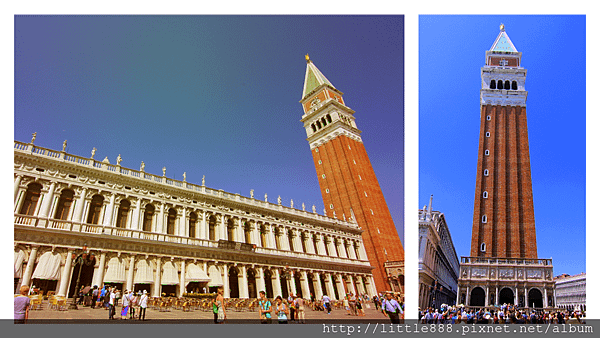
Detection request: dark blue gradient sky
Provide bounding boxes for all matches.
[14,15,405,243]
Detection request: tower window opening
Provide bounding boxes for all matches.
[318,160,322,164]
[497,80,503,90]
[325,188,329,193]
[485,149,490,156]
[321,117,327,126]
[490,80,496,89]
[487,115,491,121]
[321,174,326,179]
[311,124,316,132]
[482,215,487,223]
[511,81,518,90]
[504,80,510,89]
[483,191,488,199]
[316,121,322,129]
[481,243,486,252]
[326,114,332,123]
[329,204,334,209]
[486,132,490,137]
[484,169,489,176]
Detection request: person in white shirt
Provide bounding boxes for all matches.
[322,294,331,314]
[138,290,148,321]
[108,288,116,320]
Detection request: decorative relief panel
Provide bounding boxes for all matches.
[526,269,542,279]
[499,268,514,278]
[472,268,487,278]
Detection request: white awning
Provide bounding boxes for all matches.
[14,249,27,279]
[185,263,210,285]
[104,257,126,283]
[134,259,154,284]
[207,265,223,287]
[161,261,179,285]
[32,251,62,280]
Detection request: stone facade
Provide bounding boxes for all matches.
[418,195,460,309]
[300,56,404,293]
[554,273,586,312]
[14,140,377,299]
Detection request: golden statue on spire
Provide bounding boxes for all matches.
[305,53,311,63]
[500,23,505,32]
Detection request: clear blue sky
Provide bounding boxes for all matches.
[419,16,585,277]
[14,15,404,243]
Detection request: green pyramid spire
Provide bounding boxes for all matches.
[302,55,335,99]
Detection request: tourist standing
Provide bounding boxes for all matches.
[216,289,226,324]
[91,286,98,309]
[108,287,116,320]
[138,290,148,321]
[258,291,272,324]
[120,290,130,319]
[129,291,138,319]
[14,285,30,324]
[322,294,331,314]
[275,296,289,324]
[294,296,306,324]
[348,293,357,315]
[288,294,296,322]
[381,292,403,324]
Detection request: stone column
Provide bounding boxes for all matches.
[346,275,356,295]
[38,182,56,218]
[305,233,316,254]
[200,211,207,240]
[14,175,23,201]
[72,187,88,223]
[238,265,249,298]
[327,237,338,257]
[366,275,377,297]
[485,285,490,307]
[251,222,260,246]
[313,272,323,299]
[57,249,74,296]
[316,234,327,256]
[299,271,311,300]
[355,276,366,295]
[544,287,548,308]
[153,257,162,298]
[179,260,186,297]
[220,215,227,240]
[514,287,519,307]
[357,242,368,261]
[337,239,348,258]
[495,286,499,305]
[336,274,347,298]
[255,267,266,295]
[155,203,165,233]
[525,287,529,308]
[21,245,39,287]
[103,193,116,227]
[131,198,141,231]
[267,225,277,249]
[272,269,282,298]
[281,228,291,251]
[346,241,357,260]
[92,252,107,288]
[126,255,136,292]
[456,284,461,306]
[287,272,297,296]
[222,263,230,298]
[324,274,336,300]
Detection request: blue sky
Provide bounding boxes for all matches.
[13,15,404,243]
[419,16,586,276]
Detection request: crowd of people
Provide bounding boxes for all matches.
[16,282,406,324]
[419,303,586,325]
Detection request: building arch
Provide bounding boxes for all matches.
[115,199,131,228]
[247,267,257,298]
[86,194,104,224]
[499,287,515,305]
[142,203,155,232]
[19,182,43,215]
[228,266,240,298]
[469,286,485,307]
[53,188,75,220]
[166,208,177,235]
[528,287,543,308]
[188,212,197,238]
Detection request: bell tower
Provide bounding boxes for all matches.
[457,25,554,309]
[300,55,404,293]
[471,24,537,259]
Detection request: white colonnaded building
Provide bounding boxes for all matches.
[14,137,377,300]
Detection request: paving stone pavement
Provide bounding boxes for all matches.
[27,300,399,324]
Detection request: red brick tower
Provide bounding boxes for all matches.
[299,55,404,292]
[470,24,537,259]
